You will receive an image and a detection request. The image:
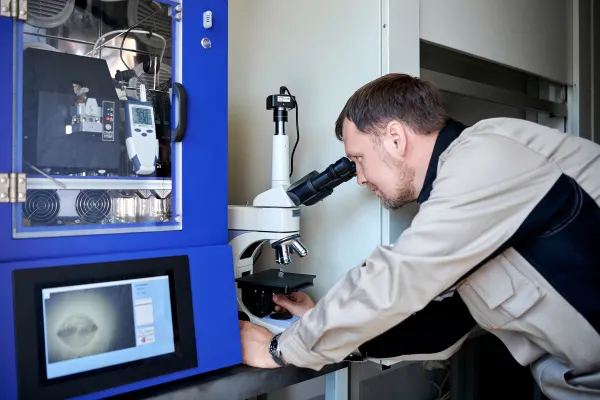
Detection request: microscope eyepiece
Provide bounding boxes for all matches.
[286,157,356,206]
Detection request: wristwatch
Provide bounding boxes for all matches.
[268,333,285,366]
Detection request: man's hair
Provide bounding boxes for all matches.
[334,73,448,141]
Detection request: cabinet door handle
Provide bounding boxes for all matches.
[172,82,187,142]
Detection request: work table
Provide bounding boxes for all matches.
[113,362,349,400]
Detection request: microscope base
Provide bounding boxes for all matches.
[251,313,299,334]
[236,269,313,333]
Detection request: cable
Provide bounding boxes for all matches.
[119,2,170,71]
[423,364,450,400]
[435,369,450,400]
[283,87,300,178]
[90,29,167,89]
[89,29,167,70]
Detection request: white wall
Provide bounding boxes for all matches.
[420,0,573,84]
[228,0,382,301]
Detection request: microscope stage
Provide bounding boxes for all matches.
[235,269,315,294]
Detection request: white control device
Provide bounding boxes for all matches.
[124,100,159,175]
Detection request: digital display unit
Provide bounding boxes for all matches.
[42,276,175,380]
[13,255,198,400]
[133,107,153,126]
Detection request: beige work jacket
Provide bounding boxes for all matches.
[279,117,600,376]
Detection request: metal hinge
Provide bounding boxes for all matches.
[0,173,27,203]
[0,0,27,20]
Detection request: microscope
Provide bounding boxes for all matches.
[229,87,356,333]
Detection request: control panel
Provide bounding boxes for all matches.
[102,100,116,142]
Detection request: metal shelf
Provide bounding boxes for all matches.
[420,69,568,117]
[27,177,173,191]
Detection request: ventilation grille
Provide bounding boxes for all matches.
[24,190,60,224]
[75,190,112,223]
[27,0,75,29]
[150,89,171,127]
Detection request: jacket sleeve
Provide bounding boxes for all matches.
[278,131,563,370]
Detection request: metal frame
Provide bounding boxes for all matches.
[119,363,348,400]
[593,0,599,144]
[0,0,27,20]
[568,0,592,137]
[449,344,477,400]
[420,69,568,117]
[349,363,361,400]
[325,368,349,400]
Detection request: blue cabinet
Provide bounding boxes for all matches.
[0,1,240,398]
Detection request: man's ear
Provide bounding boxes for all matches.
[385,120,407,157]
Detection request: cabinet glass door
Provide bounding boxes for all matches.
[14,0,181,238]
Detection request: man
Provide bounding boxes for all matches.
[240,73,600,399]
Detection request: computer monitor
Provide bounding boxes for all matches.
[42,276,175,380]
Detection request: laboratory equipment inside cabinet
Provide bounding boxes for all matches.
[20,0,181,235]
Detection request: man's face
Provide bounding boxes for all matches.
[343,119,416,209]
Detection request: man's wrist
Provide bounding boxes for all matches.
[268,333,286,366]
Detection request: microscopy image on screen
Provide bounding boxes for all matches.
[44,284,136,364]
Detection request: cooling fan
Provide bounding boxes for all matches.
[27,0,76,29]
[23,190,61,225]
[75,190,112,223]
[23,189,113,226]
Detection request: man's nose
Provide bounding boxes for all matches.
[356,168,367,186]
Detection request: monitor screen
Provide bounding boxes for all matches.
[133,107,153,126]
[42,276,175,380]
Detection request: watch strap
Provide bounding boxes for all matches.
[269,333,285,366]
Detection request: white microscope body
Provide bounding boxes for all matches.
[229,88,356,334]
[228,89,308,334]
[228,189,307,333]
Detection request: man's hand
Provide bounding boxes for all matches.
[239,321,282,369]
[272,292,315,316]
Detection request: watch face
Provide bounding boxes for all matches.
[270,334,284,366]
[269,334,279,354]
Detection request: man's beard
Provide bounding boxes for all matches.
[377,162,416,210]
